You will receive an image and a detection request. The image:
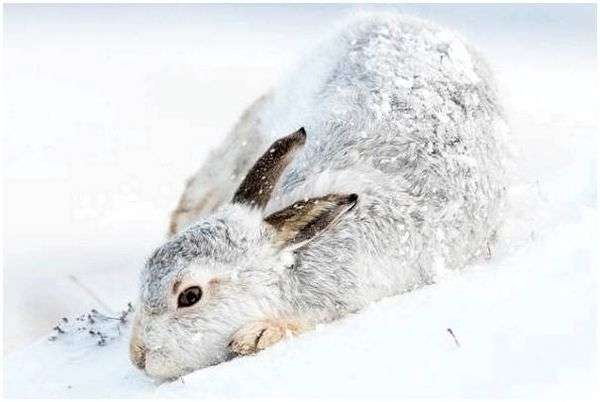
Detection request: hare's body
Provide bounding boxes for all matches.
[134,14,507,379]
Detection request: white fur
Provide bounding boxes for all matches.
[132,12,508,380]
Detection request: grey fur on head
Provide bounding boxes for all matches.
[131,12,508,380]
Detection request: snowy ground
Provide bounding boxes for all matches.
[3,4,598,398]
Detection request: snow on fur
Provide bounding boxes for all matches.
[132,13,509,379]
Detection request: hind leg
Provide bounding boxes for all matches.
[168,94,271,236]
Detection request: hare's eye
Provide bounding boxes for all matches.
[177,286,202,308]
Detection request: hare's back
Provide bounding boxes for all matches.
[262,14,506,186]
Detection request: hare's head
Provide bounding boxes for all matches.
[130,128,358,379]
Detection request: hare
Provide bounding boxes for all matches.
[130,13,508,380]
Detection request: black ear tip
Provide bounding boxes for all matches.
[348,193,359,203]
[291,127,307,145]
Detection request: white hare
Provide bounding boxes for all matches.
[130,13,508,380]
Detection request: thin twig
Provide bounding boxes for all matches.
[447,328,460,347]
[68,275,113,314]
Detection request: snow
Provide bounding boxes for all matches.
[3,4,597,399]
[157,221,596,399]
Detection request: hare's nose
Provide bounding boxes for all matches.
[130,341,147,370]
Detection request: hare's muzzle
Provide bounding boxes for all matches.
[130,338,147,370]
[130,315,147,370]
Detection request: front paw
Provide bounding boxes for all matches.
[229,319,304,355]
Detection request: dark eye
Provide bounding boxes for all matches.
[177,286,202,308]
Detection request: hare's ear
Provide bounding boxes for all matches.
[232,128,306,209]
[264,193,358,249]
